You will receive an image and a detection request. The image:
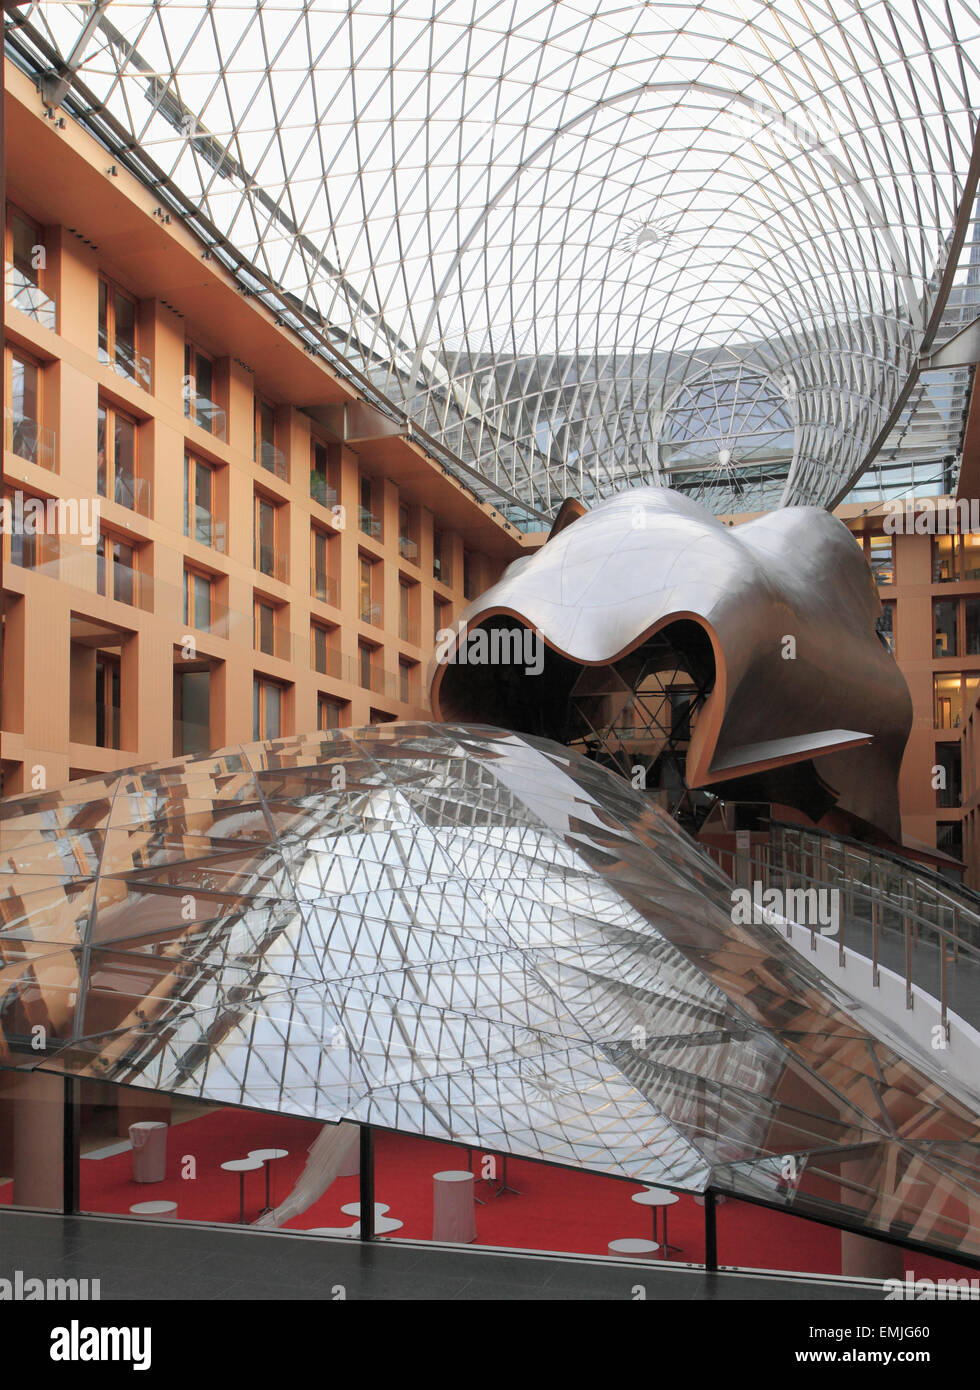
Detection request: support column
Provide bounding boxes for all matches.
[358,1125,375,1241]
[704,1190,718,1271]
[10,1068,64,1210]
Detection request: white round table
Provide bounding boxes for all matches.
[631,1188,680,1253]
[221,1157,264,1224]
[129,1200,177,1218]
[608,1237,660,1258]
[432,1170,477,1243]
[247,1147,289,1211]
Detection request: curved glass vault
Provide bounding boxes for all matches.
[0,725,976,1261]
[7,1,980,516]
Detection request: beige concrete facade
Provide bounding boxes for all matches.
[1,64,526,797]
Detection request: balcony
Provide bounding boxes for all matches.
[5,262,56,330]
[359,506,382,539]
[184,391,227,440]
[399,618,420,645]
[310,474,339,509]
[360,662,400,698]
[398,535,418,561]
[312,646,350,681]
[4,407,56,471]
[259,439,289,482]
[360,599,383,627]
[311,569,339,606]
[98,327,152,392]
[255,543,289,583]
[255,625,294,662]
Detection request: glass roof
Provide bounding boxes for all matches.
[0,725,977,1260]
[7,1,980,516]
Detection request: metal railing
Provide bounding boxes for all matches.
[184,392,227,440]
[707,822,980,1031]
[98,328,152,391]
[4,407,56,470]
[258,439,288,481]
[398,535,418,561]
[310,474,338,508]
[358,506,382,539]
[5,262,56,329]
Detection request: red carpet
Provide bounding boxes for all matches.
[45,1106,972,1281]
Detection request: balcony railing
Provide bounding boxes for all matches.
[399,618,420,645]
[255,626,294,662]
[310,474,339,508]
[359,506,383,539]
[105,474,152,517]
[98,327,152,392]
[4,407,57,471]
[312,646,350,681]
[255,543,288,583]
[360,600,383,626]
[398,536,418,561]
[258,440,289,481]
[184,391,227,440]
[5,262,56,330]
[359,662,403,698]
[310,569,339,606]
[70,701,121,751]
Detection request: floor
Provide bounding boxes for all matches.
[0,1208,888,1301]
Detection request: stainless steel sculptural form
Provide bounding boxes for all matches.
[0,725,975,1261]
[432,487,914,842]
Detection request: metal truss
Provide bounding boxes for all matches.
[7,2,980,517]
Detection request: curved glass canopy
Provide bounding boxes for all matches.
[9,1,980,515]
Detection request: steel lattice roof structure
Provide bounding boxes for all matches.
[7,1,980,518]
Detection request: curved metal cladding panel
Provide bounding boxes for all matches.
[0,725,975,1260]
[432,487,913,840]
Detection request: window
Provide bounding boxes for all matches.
[398,503,418,560]
[95,653,121,750]
[254,495,286,581]
[317,694,347,731]
[96,534,137,606]
[254,397,284,478]
[311,621,333,675]
[253,598,280,658]
[399,658,419,705]
[359,554,381,624]
[934,672,980,729]
[359,640,375,690]
[311,527,336,604]
[359,476,381,538]
[4,345,52,468]
[184,455,218,548]
[311,439,339,508]
[173,669,210,757]
[934,599,958,657]
[876,600,895,654]
[399,579,419,643]
[434,595,451,639]
[936,820,964,861]
[936,744,962,809]
[5,206,54,328]
[97,400,142,511]
[463,549,475,599]
[433,528,447,582]
[183,568,212,631]
[99,278,148,388]
[2,489,50,569]
[868,535,894,586]
[184,342,223,436]
[967,598,980,656]
[253,678,283,740]
[932,533,980,582]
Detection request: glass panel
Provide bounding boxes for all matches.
[265,683,281,739]
[193,573,211,630]
[253,680,260,740]
[194,462,213,546]
[98,279,108,359]
[95,536,106,596]
[961,532,980,581]
[11,213,37,283]
[966,597,980,656]
[935,743,962,808]
[112,541,135,604]
[933,534,955,582]
[868,535,894,585]
[97,406,107,497]
[875,601,894,653]
[113,290,137,378]
[113,414,136,508]
[934,598,957,657]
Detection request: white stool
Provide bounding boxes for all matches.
[129,1200,177,1218]
[432,1170,477,1243]
[129,1121,167,1183]
[608,1237,660,1258]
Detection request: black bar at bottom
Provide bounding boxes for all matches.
[359,1125,375,1241]
[63,1075,80,1216]
[704,1190,717,1272]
